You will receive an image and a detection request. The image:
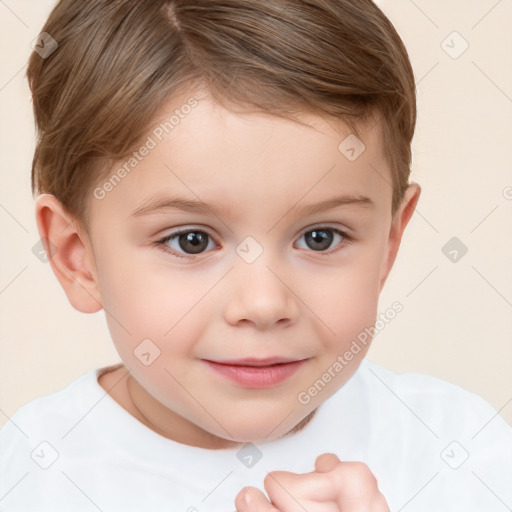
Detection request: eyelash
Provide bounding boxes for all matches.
[153,225,352,260]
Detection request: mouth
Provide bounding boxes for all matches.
[201,357,310,388]
[205,356,307,367]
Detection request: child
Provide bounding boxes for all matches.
[1,0,511,510]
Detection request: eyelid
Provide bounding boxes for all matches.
[297,222,351,237]
[159,225,217,240]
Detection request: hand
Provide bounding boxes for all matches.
[235,453,389,511]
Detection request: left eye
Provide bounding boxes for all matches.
[155,229,216,259]
[295,227,348,253]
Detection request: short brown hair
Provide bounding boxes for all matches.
[27,0,416,231]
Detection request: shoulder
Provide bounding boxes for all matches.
[2,367,105,434]
[0,365,114,474]
[0,365,124,506]
[358,357,497,406]
[349,361,512,511]
[354,358,511,436]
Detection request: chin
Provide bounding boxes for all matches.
[217,409,317,446]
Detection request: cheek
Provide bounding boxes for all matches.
[94,238,194,328]
[95,246,213,365]
[305,249,384,346]
[322,272,379,340]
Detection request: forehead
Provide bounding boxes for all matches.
[90,90,391,224]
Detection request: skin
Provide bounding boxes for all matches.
[236,453,390,511]
[35,86,419,508]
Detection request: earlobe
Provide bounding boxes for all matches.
[378,183,421,292]
[34,193,103,314]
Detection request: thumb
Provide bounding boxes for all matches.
[314,452,341,473]
[235,486,279,512]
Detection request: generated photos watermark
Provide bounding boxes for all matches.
[297,301,403,404]
[93,97,199,200]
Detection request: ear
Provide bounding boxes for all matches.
[379,183,421,292]
[34,193,103,313]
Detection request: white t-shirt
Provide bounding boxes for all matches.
[1,358,511,511]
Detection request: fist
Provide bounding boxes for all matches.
[235,453,389,512]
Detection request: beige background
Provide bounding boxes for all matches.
[1,0,511,429]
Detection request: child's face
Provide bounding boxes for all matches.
[45,89,419,448]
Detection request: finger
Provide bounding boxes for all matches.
[235,486,280,512]
[264,469,338,509]
[264,460,384,510]
[314,453,341,473]
[333,462,389,511]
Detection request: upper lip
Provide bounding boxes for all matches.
[204,357,308,367]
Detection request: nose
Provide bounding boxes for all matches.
[223,256,300,329]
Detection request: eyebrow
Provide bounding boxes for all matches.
[129,193,375,219]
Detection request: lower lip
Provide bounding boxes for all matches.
[203,360,308,388]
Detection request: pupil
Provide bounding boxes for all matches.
[179,232,207,254]
[307,229,333,251]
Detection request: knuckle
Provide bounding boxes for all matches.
[339,461,379,489]
[369,492,390,511]
[355,462,377,481]
[264,470,292,494]
[332,462,386,507]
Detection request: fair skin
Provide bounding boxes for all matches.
[35,88,420,510]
